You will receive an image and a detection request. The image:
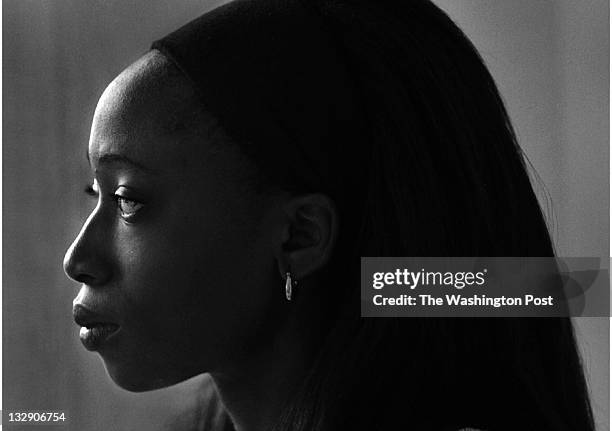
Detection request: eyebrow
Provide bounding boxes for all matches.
[86,151,157,174]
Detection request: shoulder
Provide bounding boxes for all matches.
[162,373,233,431]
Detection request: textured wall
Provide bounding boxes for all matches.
[3,1,608,430]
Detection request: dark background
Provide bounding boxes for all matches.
[3,1,609,429]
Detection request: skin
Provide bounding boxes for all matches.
[63,50,338,431]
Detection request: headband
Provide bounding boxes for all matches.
[152,0,369,195]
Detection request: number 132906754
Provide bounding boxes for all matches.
[7,411,67,423]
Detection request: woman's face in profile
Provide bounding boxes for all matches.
[63,52,283,391]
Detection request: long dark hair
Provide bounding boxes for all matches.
[225,0,594,430]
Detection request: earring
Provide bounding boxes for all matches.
[285,272,297,301]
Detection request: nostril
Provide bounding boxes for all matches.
[63,212,112,286]
[73,273,97,285]
[63,245,108,286]
[64,259,110,286]
[63,249,82,282]
[63,244,80,280]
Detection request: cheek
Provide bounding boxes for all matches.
[113,202,278,370]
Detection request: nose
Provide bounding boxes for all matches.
[63,208,112,286]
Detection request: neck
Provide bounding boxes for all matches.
[209,287,331,431]
[210,344,306,431]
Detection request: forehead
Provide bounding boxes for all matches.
[89,51,213,173]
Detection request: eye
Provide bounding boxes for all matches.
[84,180,99,198]
[115,195,144,219]
[114,187,144,220]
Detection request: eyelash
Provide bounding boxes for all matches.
[84,184,97,197]
[84,184,144,220]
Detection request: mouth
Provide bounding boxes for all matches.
[73,303,120,351]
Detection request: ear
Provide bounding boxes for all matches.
[276,193,339,281]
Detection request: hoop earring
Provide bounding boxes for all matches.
[285,272,297,301]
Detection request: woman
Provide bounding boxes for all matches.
[63,0,596,430]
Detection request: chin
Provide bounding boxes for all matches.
[102,359,188,392]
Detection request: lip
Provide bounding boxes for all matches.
[73,303,120,351]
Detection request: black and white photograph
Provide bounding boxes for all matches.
[3,0,609,430]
